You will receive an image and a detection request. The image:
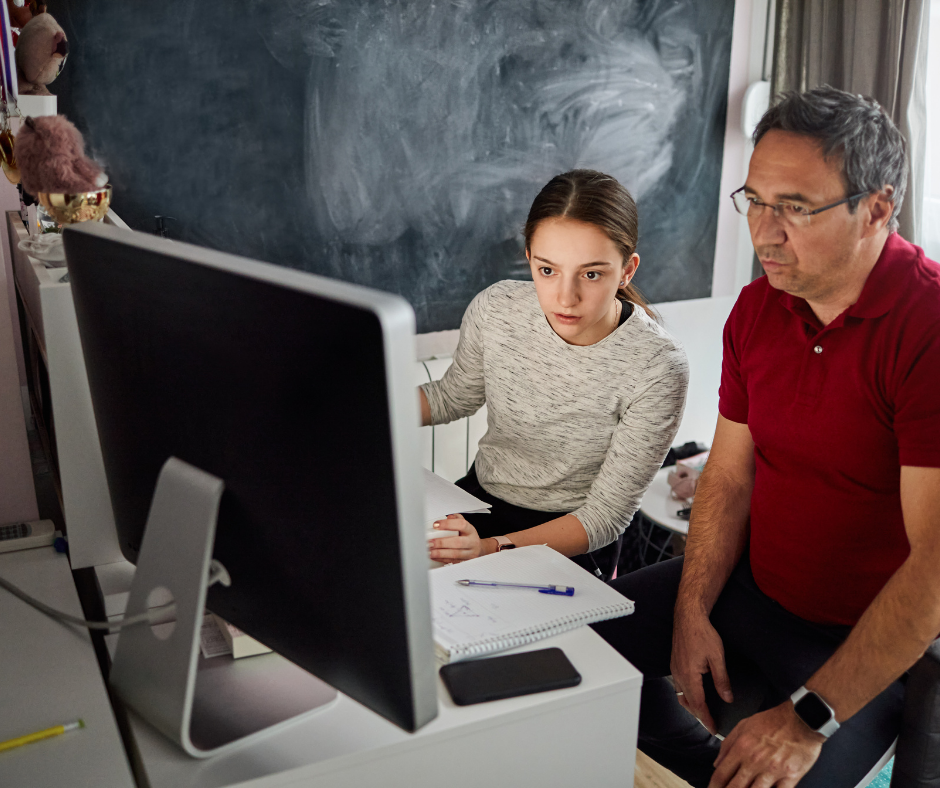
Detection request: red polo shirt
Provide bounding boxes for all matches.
[719,233,940,626]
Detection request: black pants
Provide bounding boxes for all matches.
[454,465,622,581]
[591,556,904,788]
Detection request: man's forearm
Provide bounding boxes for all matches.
[806,465,940,723]
[676,459,752,618]
[806,550,940,722]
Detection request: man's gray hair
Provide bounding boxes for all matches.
[753,85,908,232]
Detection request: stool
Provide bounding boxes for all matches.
[623,467,690,571]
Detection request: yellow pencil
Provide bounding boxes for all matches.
[0,720,84,753]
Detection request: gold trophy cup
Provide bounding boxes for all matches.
[37,185,112,224]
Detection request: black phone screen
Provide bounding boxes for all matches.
[440,647,582,706]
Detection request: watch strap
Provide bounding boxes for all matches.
[790,686,840,738]
[492,535,516,551]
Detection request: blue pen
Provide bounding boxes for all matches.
[456,579,575,596]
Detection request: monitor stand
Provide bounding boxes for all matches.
[109,457,339,758]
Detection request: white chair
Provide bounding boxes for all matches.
[414,357,487,483]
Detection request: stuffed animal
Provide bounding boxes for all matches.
[15,114,106,195]
[15,12,67,96]
[6,0,47,33]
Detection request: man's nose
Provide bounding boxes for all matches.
[750,206,787,248]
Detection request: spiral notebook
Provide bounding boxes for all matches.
[430,545,634,663]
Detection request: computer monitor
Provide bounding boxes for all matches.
[63,222,437,734]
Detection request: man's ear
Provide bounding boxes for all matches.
[862,186,895,238]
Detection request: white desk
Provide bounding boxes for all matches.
[0,547,135,788]
[638,467,691,537]
[115,626,640,788]
[97,561,641,788]
[631,467,692,567]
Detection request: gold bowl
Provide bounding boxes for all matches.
[38,185,112,224]
[0,128,19,184]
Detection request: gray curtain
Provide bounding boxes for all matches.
[771,0,929,244]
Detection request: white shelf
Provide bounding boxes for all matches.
[0,547,134,787]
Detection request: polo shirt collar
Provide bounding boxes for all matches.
[847,232,913,319]
[778,231,916,324]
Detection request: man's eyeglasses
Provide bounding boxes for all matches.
[730,187,870,227]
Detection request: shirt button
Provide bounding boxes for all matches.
[814,345,823,354]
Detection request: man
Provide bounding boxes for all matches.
[594,85,940,788]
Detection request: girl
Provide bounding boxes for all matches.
[421,170,688,578]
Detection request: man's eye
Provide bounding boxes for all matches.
[782,203,811,216]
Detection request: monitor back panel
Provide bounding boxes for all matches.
[65,224,434,731]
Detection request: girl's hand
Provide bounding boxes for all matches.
[428,514,484,563]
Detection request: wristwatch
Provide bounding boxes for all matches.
[790,686,840,738]
[491,535,516,552]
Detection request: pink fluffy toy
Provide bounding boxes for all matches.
[15,12,68,96]
[14,114,107,196]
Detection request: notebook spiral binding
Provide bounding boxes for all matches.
[448,602,633,660]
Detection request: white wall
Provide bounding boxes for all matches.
[655,296,736,447]
[0,199,38,524]
[923,0,940,261]
[712,0,774,297]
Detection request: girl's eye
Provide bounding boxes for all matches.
[539,267,553,277]
[585,271,601,280]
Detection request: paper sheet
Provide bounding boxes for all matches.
[430,545,633,659]
[423,468,491,525]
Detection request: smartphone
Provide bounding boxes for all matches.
[440,647,581,706]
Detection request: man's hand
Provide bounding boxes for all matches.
[709,702,825,788]
[671,415,754,733]
[671,608,734,734]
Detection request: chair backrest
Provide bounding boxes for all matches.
[415,357,488,482]
[891,639,940,788]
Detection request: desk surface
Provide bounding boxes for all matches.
[639,467,691,536]
[97,560,642,788]
[0,547,135,788]
[118,625,641,788]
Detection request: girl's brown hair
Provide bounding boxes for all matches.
[523,169,656,321]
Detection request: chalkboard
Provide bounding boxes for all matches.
[51,0,734,333]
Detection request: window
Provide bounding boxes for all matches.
[923,0,940,260]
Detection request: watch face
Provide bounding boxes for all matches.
[794,692,832,730]
[494,536,516,550]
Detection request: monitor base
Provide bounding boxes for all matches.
[109,457,338,758]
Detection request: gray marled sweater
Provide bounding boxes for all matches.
[421,281,689,551]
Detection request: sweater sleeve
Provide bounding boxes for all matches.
[420,287,490,425]
[571,342,690,551]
